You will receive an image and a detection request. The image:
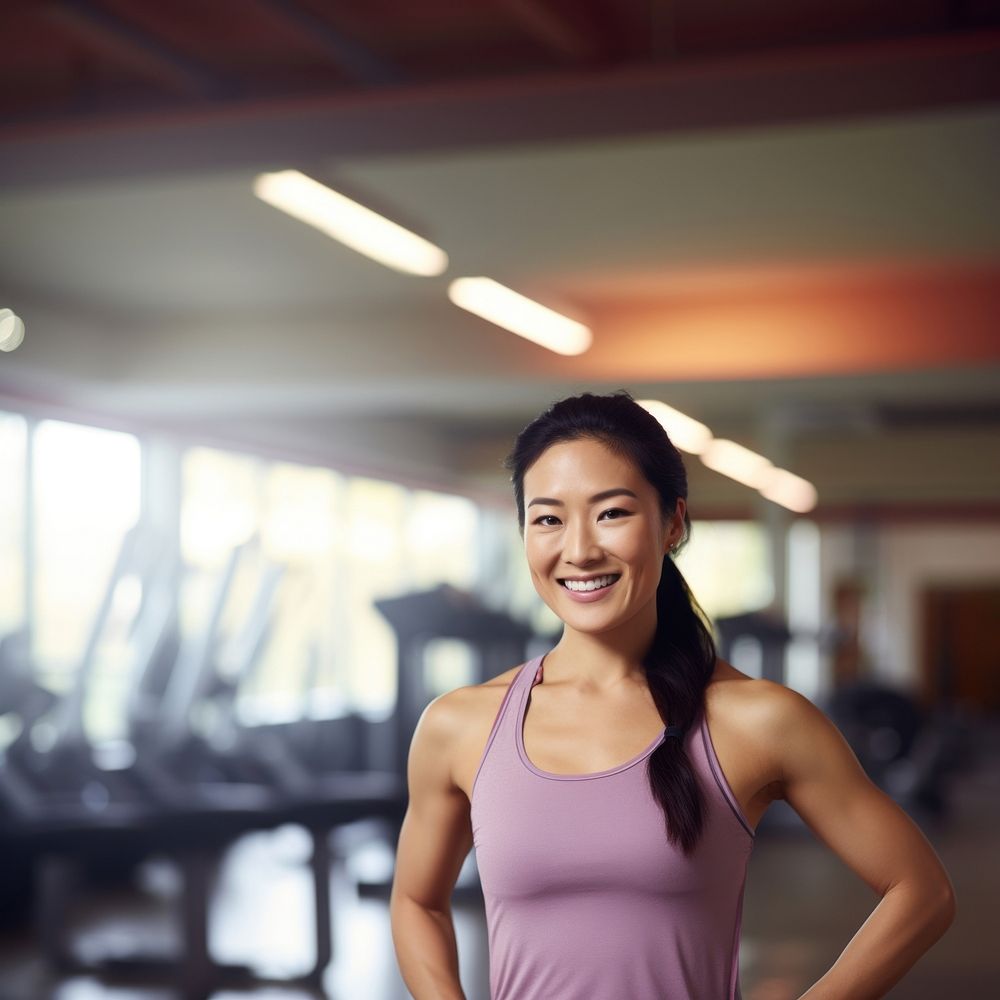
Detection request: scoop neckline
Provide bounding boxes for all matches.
[515,654,667,781]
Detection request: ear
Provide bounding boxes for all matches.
[664,498,686,552]
[663,522,674,554]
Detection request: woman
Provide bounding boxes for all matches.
[390,390,955,999]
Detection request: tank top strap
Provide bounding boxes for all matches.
[495,656,538,739]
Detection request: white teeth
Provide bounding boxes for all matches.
[563,575,618,592]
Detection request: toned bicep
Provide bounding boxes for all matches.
[391,693,474,913]
[775,688,952,900]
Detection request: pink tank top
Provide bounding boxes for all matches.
[471,652,754,1000]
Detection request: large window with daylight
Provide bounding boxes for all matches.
[4,415,485,737]
[0,412,26,635]
[31,419,142,697]
[677,520,773,621]
[179,449,481,720]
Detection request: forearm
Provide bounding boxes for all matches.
[391,893,467,1000]
[799,880,956,1000]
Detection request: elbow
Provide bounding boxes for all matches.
[937,882,957,932]
[895,872,957,939]
[924,878,957,939]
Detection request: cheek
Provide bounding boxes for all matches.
[524,535,552,569]
[618,536,664,585]
[612,531,652,564]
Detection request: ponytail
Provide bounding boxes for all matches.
[643,550,718,854]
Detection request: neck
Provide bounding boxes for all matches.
[544,601,657,693]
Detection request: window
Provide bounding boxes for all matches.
[341,476,409,713]
[0,412,26,634]
[244,461,344,721]
[180,449,482,719]
[404,490,479,591]
[677,520,773,620]
[4,414,488,736]
[31,420,141,694]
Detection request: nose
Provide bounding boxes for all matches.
[562,515,602,566]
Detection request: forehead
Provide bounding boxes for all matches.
[524,438,646,492]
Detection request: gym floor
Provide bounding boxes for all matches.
[1,733,996,1000]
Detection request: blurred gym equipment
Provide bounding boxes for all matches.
[0,523,404,998]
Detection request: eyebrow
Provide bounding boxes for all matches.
[527,488,639,508]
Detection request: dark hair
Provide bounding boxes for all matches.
[503,389,718,855]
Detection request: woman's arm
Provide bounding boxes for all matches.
[760,683,957,1000]
[391,894,466,1000]
[390,692,474,1000]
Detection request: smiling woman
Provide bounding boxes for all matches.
[390,390,956,1000]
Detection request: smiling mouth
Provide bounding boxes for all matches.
[559,574,622,592]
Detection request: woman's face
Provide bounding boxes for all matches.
[522,436,684,635]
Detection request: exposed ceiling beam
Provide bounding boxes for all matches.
[41,0,231,99]
[251,0,403,86]
[1,27,998,189]
[494,0,601,62]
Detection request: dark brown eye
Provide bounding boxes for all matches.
[599,508,630,520]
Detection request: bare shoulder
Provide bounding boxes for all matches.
[428,663,525,800]
[456,661,525,723]
[705,659,822,811]
[704,657,774,720]
[430,664,521,719]
[707,657,819,723]
[705,658,849,784]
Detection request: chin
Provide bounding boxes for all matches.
[561,608,622,629]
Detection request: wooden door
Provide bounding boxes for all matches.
[921,584,1000,712]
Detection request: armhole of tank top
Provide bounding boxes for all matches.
[470,663,525,803]
[699,709,755,843]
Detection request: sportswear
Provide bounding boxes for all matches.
[470,652,754,999]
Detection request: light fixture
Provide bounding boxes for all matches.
[701,436,819,512]
[253,169,448,277]
[0,309,25,352]
[636,399,713,455]
[700,438,774,489]
[759,467,818,513]
[447,277,592,356]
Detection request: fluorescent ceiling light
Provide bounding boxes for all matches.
[636,399,713,455]
[253,169,448,277]
[448,277,592,356]
[701,436,819,511]
[0,309,25,352]
[700,438,774,489]
[759,467,818,513]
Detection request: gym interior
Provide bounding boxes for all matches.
[1,4,999,999]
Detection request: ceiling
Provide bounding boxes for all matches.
[1,1,999,515]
